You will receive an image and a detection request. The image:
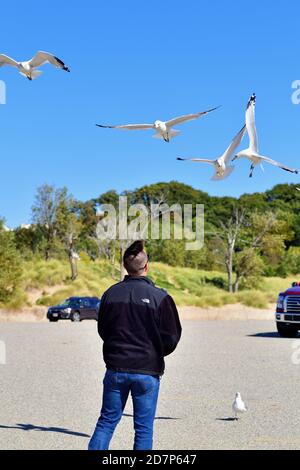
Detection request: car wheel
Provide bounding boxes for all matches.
[71,311,81,322]
[277,323,299,338]
[49,318,59,322]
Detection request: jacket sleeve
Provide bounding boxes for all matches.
[158,295,182,357]
[98,292,107,340]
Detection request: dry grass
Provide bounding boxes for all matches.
[0,257,298,315]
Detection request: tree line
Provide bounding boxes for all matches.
[1,180,300,302]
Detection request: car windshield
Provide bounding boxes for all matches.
[60,299,72,307]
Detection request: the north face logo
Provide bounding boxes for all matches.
[141,299,150,304]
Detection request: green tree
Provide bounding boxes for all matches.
[56,196,83,281]
[31,185,68,261]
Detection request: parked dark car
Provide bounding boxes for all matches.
[47,297,100,322]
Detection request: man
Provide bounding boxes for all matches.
[88,241,182,451]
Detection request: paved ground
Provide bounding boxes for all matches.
[0,320,300,450]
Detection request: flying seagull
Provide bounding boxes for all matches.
[233,94,298,178]
[96,107,220,143]
[232,392,248,420]
[0,51,70,80]
[177,124,246,181]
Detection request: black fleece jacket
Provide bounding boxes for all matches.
[98,276,182,376]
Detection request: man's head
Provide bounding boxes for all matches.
[123,241,149,277]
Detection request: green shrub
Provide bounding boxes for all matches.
[0,231,23,303]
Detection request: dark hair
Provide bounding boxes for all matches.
[123,241,148,275]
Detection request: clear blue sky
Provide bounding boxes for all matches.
[1,0,299,227]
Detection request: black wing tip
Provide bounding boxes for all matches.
[208,105,222,113]
[177,158,185,161]
[247,93,256,109]
[282,167,298,174]
[54,56,70,72]
[96,124,112,129]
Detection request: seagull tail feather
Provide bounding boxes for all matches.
[169,129,181,139]
[31,69,43,80]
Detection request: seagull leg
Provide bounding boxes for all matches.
[249,164,255,178]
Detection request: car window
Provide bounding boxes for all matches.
[70,298,82,307]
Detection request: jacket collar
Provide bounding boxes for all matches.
[124,276,154,286]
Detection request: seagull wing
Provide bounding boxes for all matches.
[259,156,298,174]
[0,54,19,68]
[96,123,154,130]
[220,125,247,164]
[166,107,220,128]
[177,157,215,165]
[246,94,259,152]
[29,51,70,71]
[211,166,235,181]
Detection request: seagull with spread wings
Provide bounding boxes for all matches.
[96,107,220,142]
[177,125,246,181]
[0,51,70,80]
[232,94,298,178]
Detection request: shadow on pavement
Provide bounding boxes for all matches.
[0,423,90,437]
[123,413,180,420]
[247,332,280,338]
[216,418,237,422]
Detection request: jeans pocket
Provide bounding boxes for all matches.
[103,369,117,388]
[134,375,159,395]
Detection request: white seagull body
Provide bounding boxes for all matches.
[0,51,70,80]
[96,107,220,142]
[232,392,247,420]
[233,94,298,178]
[177,125,246,181]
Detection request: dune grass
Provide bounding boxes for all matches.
[1,257,298,311]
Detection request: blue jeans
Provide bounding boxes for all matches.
[88,369,160,450]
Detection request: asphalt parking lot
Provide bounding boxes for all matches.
[1,319,300,450]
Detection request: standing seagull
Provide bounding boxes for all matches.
[177,125,246,181]
[232,392,248,420]
[96,107,220,142]
[233,94,298,178]
[0,51,70,80]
